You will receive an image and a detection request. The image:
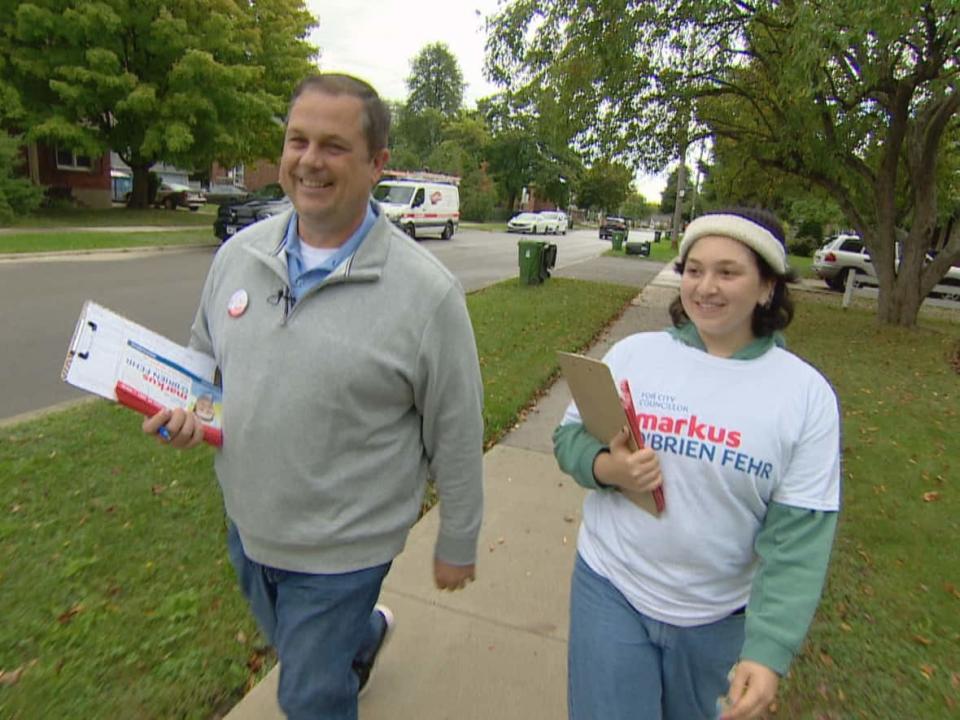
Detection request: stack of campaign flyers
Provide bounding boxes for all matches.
[62,301,222,447]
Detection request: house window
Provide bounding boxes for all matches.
[56,148,94,171]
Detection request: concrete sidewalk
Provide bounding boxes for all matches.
[224,257,680,720]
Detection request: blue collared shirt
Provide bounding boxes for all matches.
[283,202,378,301]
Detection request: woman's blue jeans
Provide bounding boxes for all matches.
[568,553,745,720]
[227,521,390,720]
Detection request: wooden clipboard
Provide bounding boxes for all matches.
[557,351,662,516]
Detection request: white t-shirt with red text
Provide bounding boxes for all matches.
[562,331,841,627]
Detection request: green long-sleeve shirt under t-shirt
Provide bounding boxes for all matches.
[553,324,839,675]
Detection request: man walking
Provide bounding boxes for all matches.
[144,73,484,720]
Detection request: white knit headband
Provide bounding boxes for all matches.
[679,214,788,275]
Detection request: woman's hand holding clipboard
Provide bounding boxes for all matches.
[557,352,665,517]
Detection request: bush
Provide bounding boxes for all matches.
[459,165,497,222]
[0,132,43,225]
[788,235,819,258]
[41,185,75,209]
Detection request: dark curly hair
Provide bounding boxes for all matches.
[669,207,797,337]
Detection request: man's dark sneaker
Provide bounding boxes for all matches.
[355,604,395,698]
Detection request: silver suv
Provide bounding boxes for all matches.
[812,234,875,290]
[814,234,960,296]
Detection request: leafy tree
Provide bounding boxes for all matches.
[405,42,464,117]
[486,0,960,326]
[2,0,317,208]
[486,2,713,243]
[480,93,582,210]
[0,48,42,223]
[620,192,653,223]
[575,161,633,214]
[459,163,497,222]
[485,129,539,210]
[391,105,446,169]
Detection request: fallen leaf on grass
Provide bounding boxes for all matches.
[0,667,24,687]
[236,631,247,644]
[952,672,959,689]
[839,622,852,632]
[913,635,933,646]
[57,603,83,624]
[945,582,960,600]
[151,484,166,495]
[919,664,936,680]
[923,491,941,502]
[246,649,266,674]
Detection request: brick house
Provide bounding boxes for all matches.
[22,142,112,208]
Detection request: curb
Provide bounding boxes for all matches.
[0,397,98,430]
[0,243,218,263]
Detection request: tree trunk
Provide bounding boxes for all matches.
[127,163,153,209]
[877,277,924,326]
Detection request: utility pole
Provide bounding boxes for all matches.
[670,119,688,250]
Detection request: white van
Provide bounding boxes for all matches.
[373,179,460,240]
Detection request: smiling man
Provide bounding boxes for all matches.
[143,74,484,720]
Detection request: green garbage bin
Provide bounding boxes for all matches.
[611,230,626,251]
[518,240,547,285]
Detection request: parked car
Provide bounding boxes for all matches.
[924,251,960,300]
[205,184,253,205]
[507,212,548,234]
[136,181,205,211]
[599,216,629,240]
[812,233,875,290]
[213,184,290,242]
[538,211,568,234]
[813,234,960,296]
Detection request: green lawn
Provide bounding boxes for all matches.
[0,276,637,719]
[776,298,959,718]
[0,229,216,254]
[7,206,214,228]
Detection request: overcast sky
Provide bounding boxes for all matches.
[305,0,666,201]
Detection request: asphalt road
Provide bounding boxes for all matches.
[0,227,619,422]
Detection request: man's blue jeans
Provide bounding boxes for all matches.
[226,521,391,720]
[568,553,745,720]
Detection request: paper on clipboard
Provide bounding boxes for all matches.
[62,301,222,446]
[557,351,662,516]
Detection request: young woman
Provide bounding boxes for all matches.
[554,208,841,720]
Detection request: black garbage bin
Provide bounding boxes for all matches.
[541,243,558,280]
[625,240,651,256]
[654,230,662,243]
